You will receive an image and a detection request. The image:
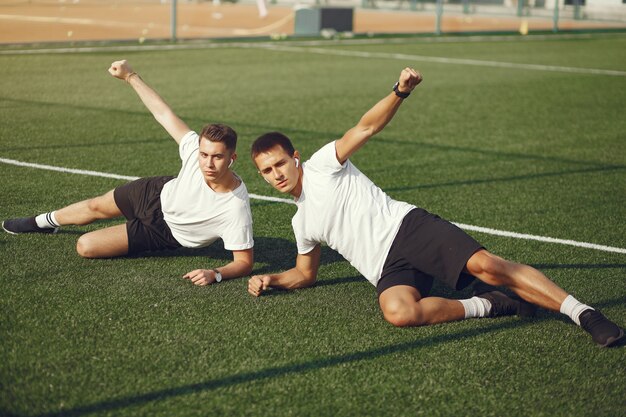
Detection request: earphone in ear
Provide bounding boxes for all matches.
[228,159,234,168]
[295,158,299,168]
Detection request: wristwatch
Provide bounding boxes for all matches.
[393,82,410,99]
[212,269,223,283]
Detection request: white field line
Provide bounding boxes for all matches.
[0,32,622,55]
[0,157,140,181]
[256,45,626,77]
[2,157,625,254]
[454,223,626,254]
[2,36,623,77]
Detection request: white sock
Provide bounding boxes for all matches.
[459,296,492,319]
[35,211,60,229]
[559,295,593,326]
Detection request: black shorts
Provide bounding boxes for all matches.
[113,176,182,255]
[377,208,483,297]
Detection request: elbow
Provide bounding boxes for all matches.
[242,262,254,277]
[284,272,316,290]
[235,259,254,277]
[297,274,317,289]
[153,110,175,127]
[153,113,168,127]
[360,125,378,138]
[233,249,254,277]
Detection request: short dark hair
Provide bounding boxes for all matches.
[251,132,295,161]
[199,124,237,152]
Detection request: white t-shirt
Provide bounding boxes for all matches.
[293,141,415,286]
[160,131,254,250]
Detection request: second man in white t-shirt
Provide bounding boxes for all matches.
[247,67,623,348]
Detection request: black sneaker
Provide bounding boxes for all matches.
[579,309,624,348]
[2,216,58,234]
[472,280,499,296]
[476,289,537,318]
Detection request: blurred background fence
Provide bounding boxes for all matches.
[1,0,625,43]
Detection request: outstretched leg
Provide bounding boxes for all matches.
[465,249,624,347]
[54,190,123,226]
[3,189,122,234]
[465,249,567,311]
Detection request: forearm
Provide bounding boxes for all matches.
[215,259,253,280]
[126,73,176,126]
[249,247,319,296]
[268,267,316,290]
[335,92,404,163]
[109,60,189,143]
[351,68,421,139]
[357,92,404,135]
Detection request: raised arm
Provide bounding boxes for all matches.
[248,244,321,297]
[335,67,422,164]
[183,248,254,286]
[108,60,191,144]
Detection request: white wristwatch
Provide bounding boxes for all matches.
[212,269,222,283]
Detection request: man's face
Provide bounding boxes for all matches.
[197,139,234,184]
[254,145,301,196]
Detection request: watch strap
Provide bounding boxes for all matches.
[393,82,410,99]
[212,269,222,283]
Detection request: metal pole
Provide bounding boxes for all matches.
[462,0,470,14]
[573,0,581,20]
[435,0,443,35]
[171,0,177,42]
[552,0,559,32]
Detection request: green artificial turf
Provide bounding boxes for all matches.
[1,34,625,416]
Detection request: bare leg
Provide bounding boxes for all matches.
[379,285,465,327]
[465,249,626,347]
[465,249,567,312]
[55,190,122,226]
[76,223,129,258]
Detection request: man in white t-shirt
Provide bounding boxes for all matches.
[248,67,623,347]
[2,60,253,286]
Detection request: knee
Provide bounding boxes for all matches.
[86,198,105,215]
[467,251,509,277]
[381,298,424,327]
[76,235,96,258]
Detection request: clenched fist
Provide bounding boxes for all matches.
[248,275,272,297]
[397,67,422,94]
[108,59,135,81]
